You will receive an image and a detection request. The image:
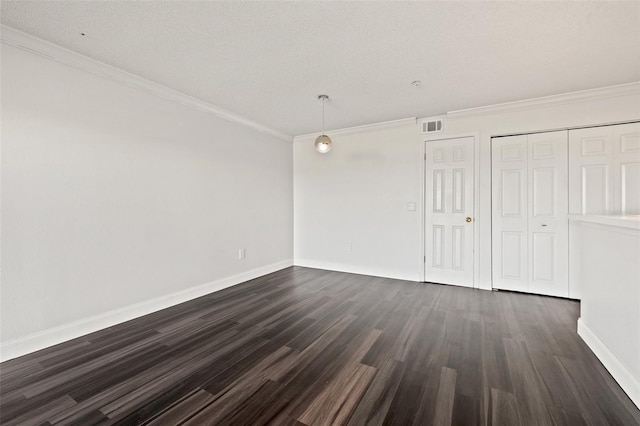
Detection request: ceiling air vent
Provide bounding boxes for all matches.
[421,119,443,134]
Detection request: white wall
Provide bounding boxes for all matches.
[1,44,293,353]
[293,91,640,288]
[294,121,422,281]
[571,216,640,408]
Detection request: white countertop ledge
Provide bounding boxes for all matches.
[569,214,640,230]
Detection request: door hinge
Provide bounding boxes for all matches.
[424,153,426,161]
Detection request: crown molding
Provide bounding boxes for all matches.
[294,117,417,142]
[446,82,640,118]
[0,25,293,143]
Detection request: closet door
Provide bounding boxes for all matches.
[569,122,640,215]
[492,131,569,297]
[492,135,529,292]
[614,123,640,214]
[528,132,568,296]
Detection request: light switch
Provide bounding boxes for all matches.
[407,202,417,211]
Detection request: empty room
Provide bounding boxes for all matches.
[1,1,639,425]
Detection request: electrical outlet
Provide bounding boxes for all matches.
[238,248,245,260]
[346,243,352,252]
[407,202,417,211]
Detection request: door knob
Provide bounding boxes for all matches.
[466,217,472,222]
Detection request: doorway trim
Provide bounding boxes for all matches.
[422,132,480,287]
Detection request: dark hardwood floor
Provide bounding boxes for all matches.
[1,266,638,425]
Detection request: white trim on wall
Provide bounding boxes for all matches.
[294,118,417,141]
[0,260,293,362]
[447,82,640,118]
[578,318,640,409]
[294,259,417,282]
[0,25,293,143]
[488,119,640,140]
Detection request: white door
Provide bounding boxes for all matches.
[491,135,529,292]
[492,131,569,297]
[569,122,640,215]
[424,137,475,287]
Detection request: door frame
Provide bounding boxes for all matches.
[422,132,480,287]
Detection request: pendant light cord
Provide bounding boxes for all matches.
[322,97,325,134]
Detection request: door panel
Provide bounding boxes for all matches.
[581,165,609,214]
[501,169,525,216]
[425,137,474,287]
[501,231,524,280]
[453,169,465,212]
[492,131,568,297]
[532,232,555,282]
[452,226,465,270]
[622,163,640,213]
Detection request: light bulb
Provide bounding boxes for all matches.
[315,134,332,153]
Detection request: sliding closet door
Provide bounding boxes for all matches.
[492,131,569,297]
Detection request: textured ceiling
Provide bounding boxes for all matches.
[2,1,639,136]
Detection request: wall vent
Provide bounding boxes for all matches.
[421,119,443,134]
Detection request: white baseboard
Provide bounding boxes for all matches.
[577,318,640,409]
[0,260,293,362]
[294,259,492,291]
[293,258,420,282]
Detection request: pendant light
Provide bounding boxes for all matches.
[315,95,332,153]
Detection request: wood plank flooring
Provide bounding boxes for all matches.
[1,266,639,425]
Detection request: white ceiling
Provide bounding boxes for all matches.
[2,1,639,136]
